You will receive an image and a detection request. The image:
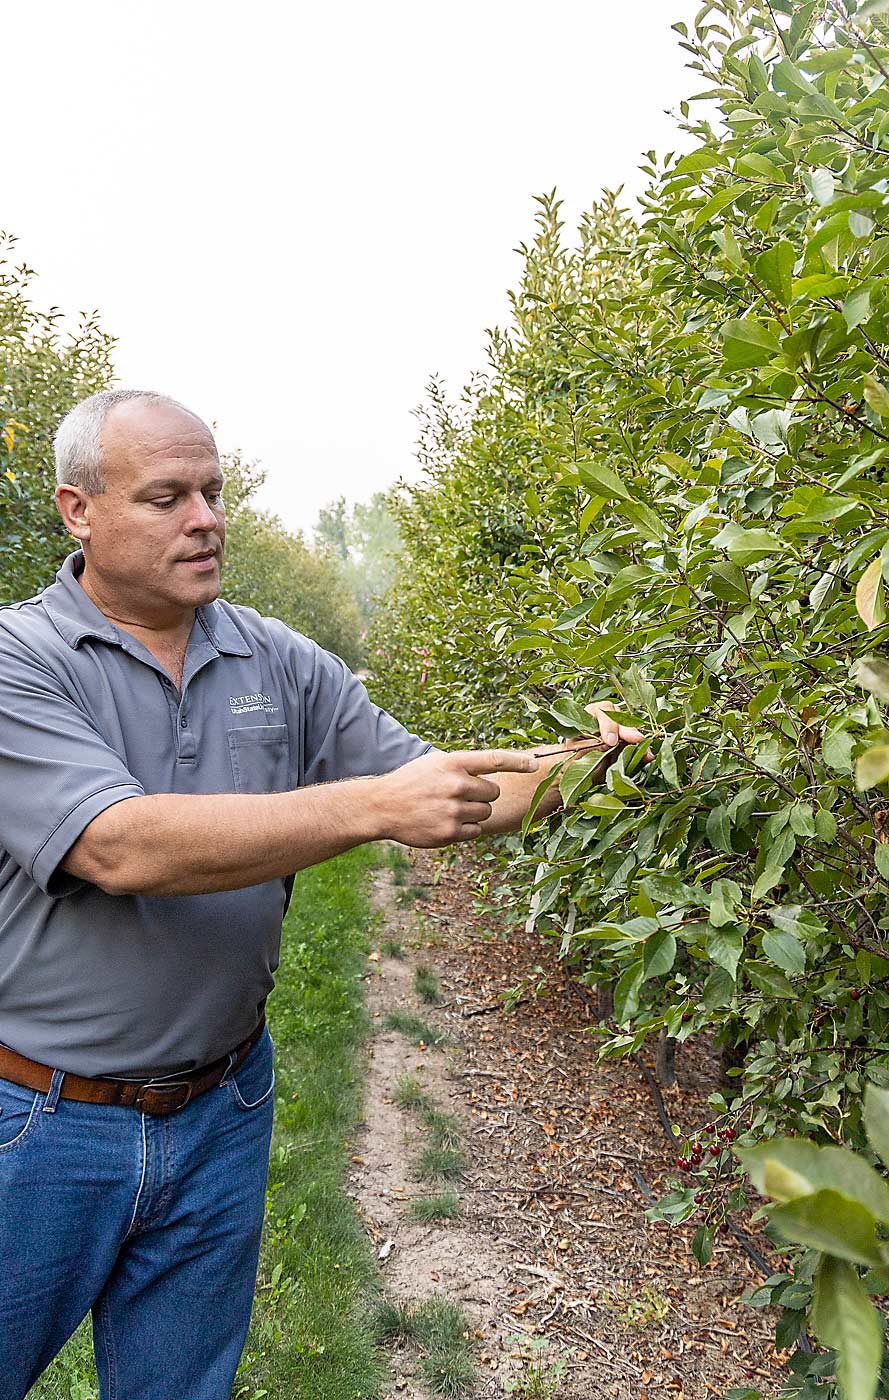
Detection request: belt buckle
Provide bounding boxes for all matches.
[134,1080,193,1116]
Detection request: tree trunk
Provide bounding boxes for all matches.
[656,1029,677,1088]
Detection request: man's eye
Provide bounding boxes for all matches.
[153,498,177,509]
[206,491,223,505]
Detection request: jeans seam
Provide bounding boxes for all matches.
[0,1088,43,1154]
[225,1067,275,1111]
[96,1294,118,1400]
[124,1113,148,1238]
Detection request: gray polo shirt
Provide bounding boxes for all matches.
[0,552,431,1078]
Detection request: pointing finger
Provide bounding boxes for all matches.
[454,749,540,776]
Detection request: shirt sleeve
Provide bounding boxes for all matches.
[295,635,435,785]
[0,638,145,897]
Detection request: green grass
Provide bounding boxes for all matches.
[379,937,406,959]
[387,845,412,886]
[32,844,386,1400]
[369,1298,416,1343]
[413,1299,476,1398]
[409,1191,461,1223]
[383,1011,446,1046]
[395,883,431,906]
[422,1109,462,1150]
[393,1072,434,1112]
[414,1144,466,1183]
[414,963,441,1004]
[370,1297,476,1398]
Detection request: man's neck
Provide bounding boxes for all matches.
[77,566,195,651]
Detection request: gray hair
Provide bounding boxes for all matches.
[54,389,208,494]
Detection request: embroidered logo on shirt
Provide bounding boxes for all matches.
[228,693,280,716]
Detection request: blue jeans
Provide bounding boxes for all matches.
[0,1028,275,1400]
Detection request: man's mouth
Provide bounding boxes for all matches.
[179,550,218,570]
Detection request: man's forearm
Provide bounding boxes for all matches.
[65,779,385,897]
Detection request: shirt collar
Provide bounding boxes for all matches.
[42,551,253,657]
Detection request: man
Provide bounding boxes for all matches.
[0,389,647,1400]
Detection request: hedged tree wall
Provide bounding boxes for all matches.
[368,4,889,1387]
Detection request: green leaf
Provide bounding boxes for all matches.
[720,318,781,368]
[812,1256,883,1400]
[613,960,644,1024]
[746,962,795,997]
[815,808,838,842]
[823,724,855,774]
[559,752,604,807]
[709,877,742,928]
[691,182,747,233]
[762,928,806,976]
[712,521,785,566]
[755,240,795,305]
[616,499,669,543]
[692,1225,714,1266]
[658,735,678,788]
[774,57,818,98]
[864,1084,889,1173]
[770,1190,885,1268]
[856,557,886,630]
[643,928,676,980]
[857,743,889,791]
[739,1139,889,1225]
[708,559,749,602]
[576,460,632,501]
[843,288,871,331]
[708,925,744,980]
[850,210,876,240]
[803,167,836,207]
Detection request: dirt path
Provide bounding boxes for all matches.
[351,848,785,1400]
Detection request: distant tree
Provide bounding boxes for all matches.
[0,234,115,601]
[314,496,350,562]
[313,490,402,637]
[224,457,363,667]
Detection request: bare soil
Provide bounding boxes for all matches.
[350,848,785,1400]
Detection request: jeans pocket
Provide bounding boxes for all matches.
[0,1077,42,1153]
[224,1031,275,1111]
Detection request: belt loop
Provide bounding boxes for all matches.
[42,1068,65,1114]
[220,1049,237,1086]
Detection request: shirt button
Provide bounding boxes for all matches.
[180,718,188,728]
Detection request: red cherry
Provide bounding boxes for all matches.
[709,1143,721,1157]
[723,1126,737,1142]
[694,1191,705,1204]
[705,1122,715,1134]
[676,1156,690,1170]
[850,988,861,1001]
[744,1119,753,1130]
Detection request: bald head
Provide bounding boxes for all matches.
[54,390,215,495]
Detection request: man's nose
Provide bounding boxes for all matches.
[185,494,220,533]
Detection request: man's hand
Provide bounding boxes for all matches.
[373,748,540,848]
[578,701,654,762]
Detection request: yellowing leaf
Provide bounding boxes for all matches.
[856,743,889,791]
[856,556,886,630]
[2,426,14,453]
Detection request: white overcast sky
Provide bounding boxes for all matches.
[6,1,700,537]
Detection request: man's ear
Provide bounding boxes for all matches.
[55,484,92,542]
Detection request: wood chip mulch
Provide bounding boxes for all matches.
[404,845,789,1400]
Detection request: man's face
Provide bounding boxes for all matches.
[64,400,227,622]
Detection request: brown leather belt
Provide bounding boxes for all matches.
[0,1015,266,1117]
